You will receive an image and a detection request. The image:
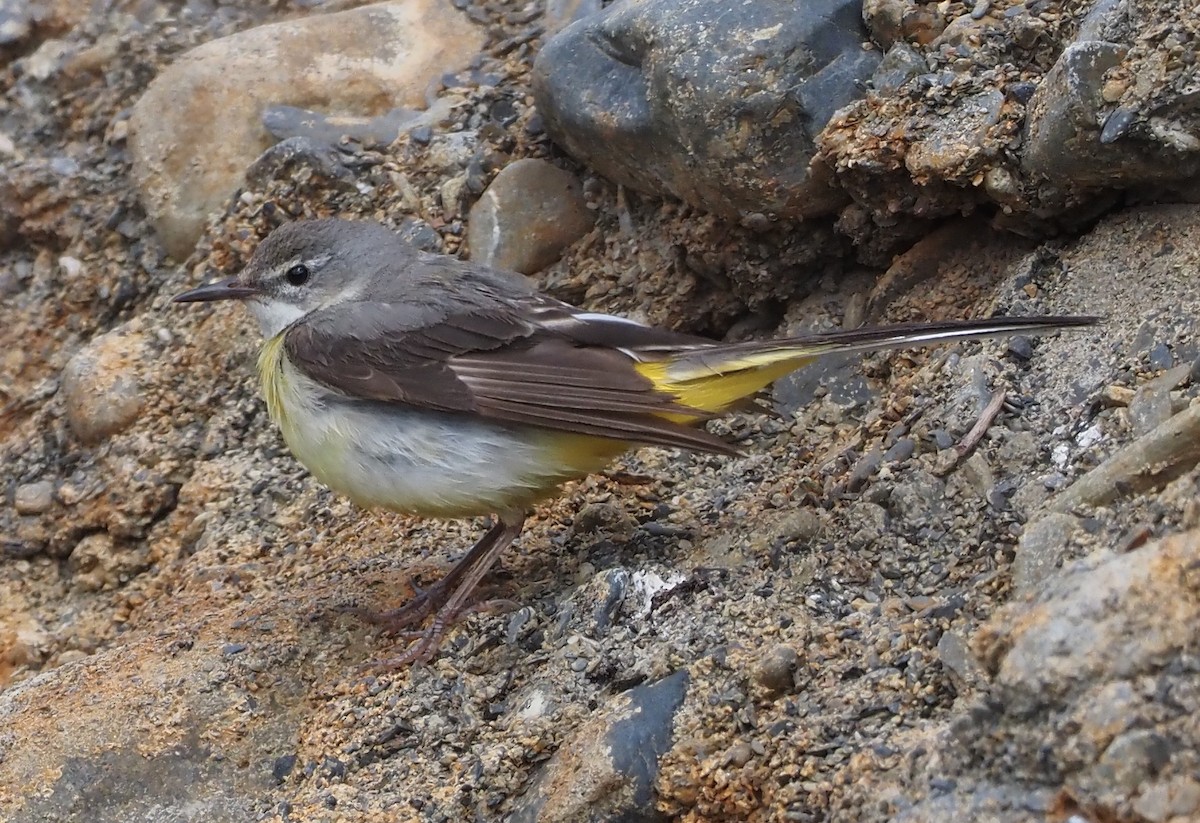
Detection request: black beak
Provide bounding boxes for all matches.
[173,277,260,303]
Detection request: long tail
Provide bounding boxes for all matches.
[637,315,1099,414]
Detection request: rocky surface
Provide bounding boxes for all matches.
[532,0,877,224]
[2,1,1200,822]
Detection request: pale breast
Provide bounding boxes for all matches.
[260,343,628,517]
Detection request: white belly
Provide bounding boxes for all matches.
[266,355,623,517]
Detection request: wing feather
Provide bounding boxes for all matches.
[283,299,735,454]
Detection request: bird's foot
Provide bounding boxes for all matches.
[340,517,526,669]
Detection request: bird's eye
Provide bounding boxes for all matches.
[284,264,310,286]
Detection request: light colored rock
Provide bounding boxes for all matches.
[68,532,149,592]
[13,481,54,515]
[60,327,151,445]
[467,159,594,274]
[978,529,1200,713]
[129,1,484,259]
[1012,512,1080,595]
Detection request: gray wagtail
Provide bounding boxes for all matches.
[174,218,1096,664]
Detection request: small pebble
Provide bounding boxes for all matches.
[14,481,55,515]
[752,644,801,694]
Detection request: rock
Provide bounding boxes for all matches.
[978,530,1200,714]
[1023,41,1129,186]
[1132,775,1200,823]
[1023,30,1200,191]
[509,669,689,822]
[1012,512,1080,595]
[888,470,946,531]
[571,500,636,540]
[1076,0,1130,43]
[543,0,602,34]
[0,0,85,52]
[128,1,484,259]
[466,159,595,274]
[13,481,54,515]
[0,0,33,50]
[892,783,1050,823]
[906,91,1004,182]
[68,532,150,592]
[1128,364,1189,436]
[862,0,946,49]
[871,42,928,94]
[60,328,150,445]
[0,623,317,823]
[751,644,801,695]
[935,630,984,690]
[531,0,878,223]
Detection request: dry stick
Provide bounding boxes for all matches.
[1049,401,1200,513]
[957,389,1007,459]
[931,390,1007,478]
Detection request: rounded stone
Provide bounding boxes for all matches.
[13,481,55,515]
[752,644,802,694]
[61,328,150,445]
[467,159,595,274]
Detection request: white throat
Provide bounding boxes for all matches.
[246,297,307,338]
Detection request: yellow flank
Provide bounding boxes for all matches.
[257,333,289,426]
[636,347,817,416]
[539,430,633,475]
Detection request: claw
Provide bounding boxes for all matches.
[344,515,527,668]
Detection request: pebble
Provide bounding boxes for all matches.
[13,481,54,515]
[935,630,984,689]
[769,510,823,545]
[883,437,916,464]
[1013,512,1079,595]
[466,158,594,274]
[571,500,636,540]
[752,644,801,695]
[60,328,150,445]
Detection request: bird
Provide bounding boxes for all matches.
[174,217,1097,665]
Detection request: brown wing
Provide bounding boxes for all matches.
[283,300,739,455]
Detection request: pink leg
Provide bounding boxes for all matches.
[343,514,526,667]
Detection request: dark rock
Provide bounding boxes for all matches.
[532,0,878,222]
[871,42,928,94]
[1024,40,1200,188]
[510,669,689,822]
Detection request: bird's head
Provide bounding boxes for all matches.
[173,219,397,337]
